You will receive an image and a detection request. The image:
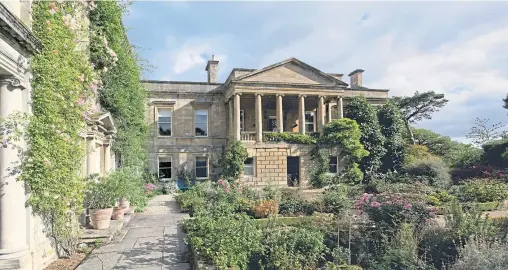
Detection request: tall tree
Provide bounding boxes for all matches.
[378,102,406,172]
[345,96,386,178]
[392,91,449,144]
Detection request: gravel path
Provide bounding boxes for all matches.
[77,194,190,270]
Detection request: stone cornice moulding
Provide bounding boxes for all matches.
[0,3,42,56]
[0,75,26,89]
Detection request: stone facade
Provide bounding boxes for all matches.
[144,57,389,187]
[0,3,116,269]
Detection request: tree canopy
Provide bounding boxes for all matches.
[378,102,407,172]
[345,96,386,178]
[392,91,449,144]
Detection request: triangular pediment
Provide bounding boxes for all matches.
[233,58,347,86]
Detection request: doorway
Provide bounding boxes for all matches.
[287,156,299,186]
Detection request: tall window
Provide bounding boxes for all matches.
[158,108,172,136]
[305,111,315,133]
[240,110,245,131]
[244,157,255,176]
[195,157,208,178]
[195,110,208,137]
[329,156,338,173]
[158,157,172,180]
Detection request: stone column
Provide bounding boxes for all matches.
[0,77,28,263]
[104,139,111,173]
[86,135,98,175]
[255,94,263,142]
[233,93,241,140]
[298,95,306,134]
[228,99,233,138]
[276,94,283,133]
[327,102,332,123]
[317,96,325,133]
[337,97,344,119]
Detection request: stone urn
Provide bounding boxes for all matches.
[119,198,130,209]
[112,206,125,220]
[90,208,113,230]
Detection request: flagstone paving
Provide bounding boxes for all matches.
[77,195,190,270]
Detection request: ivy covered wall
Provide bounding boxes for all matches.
[89,1,149,169]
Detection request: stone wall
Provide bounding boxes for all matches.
[242,143,316,187]
[145,81,228,180]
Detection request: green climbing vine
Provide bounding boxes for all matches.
[89,1,149,168]
[310,118,369,187]
[24,1,97,256]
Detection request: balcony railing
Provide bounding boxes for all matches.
[240,131,256,141]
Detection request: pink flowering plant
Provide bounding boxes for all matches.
[356,192,431,231]
[144,183,158,195]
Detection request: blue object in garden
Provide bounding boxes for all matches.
[176,179,196,190]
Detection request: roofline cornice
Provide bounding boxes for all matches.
[0,3,42,56]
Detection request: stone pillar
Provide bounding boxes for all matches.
[327,102,332,123]
[317,96,325,133]
[255,94,263,142]
[298,95,306,134]
[228,99,233,138]
[0,76,29,265]
[276,94,283,133]
[86,136,98,175]
[337,97,344,119]
[104,139,111,173]
[233,93,241,140]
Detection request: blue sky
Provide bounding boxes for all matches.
[124,1,508,142]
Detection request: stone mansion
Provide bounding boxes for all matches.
[144,57,388,187]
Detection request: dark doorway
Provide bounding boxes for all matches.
[287,157,299,186]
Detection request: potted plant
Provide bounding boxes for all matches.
[112,206,125,220]
[84,175,117,230]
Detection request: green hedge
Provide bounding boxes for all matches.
[482,138,508,168]
[263,132,317,144]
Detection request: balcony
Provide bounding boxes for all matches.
[240,131,319,144]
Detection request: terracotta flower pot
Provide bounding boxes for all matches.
[112,207,125,220]
[119,198,130,209]
[90,208,113,230]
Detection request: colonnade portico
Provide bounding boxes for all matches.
[229,92,345,142]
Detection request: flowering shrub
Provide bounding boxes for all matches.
[451,165,495,182]
[144,183,157,194]
[356,193,431,230]
[253,200,279,218]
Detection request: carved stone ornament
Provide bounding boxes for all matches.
[0,75,26,89]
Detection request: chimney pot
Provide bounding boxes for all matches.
[205,56,219,83]
[348,69,364,87]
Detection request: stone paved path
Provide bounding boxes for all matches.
[77,195,190,270]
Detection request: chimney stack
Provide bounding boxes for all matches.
[205,55,219,83]
[348,69,364,87]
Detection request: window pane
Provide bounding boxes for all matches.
[196,157,207,167]
[306,124,314,133]
[158,116,171,123]
[159,161,171,168]
[244,158,254,165]
[196,167,208,178]
[158,109,172,118]
[329,157,338,165]
[305,112,314,122]
[196,110,208,116]
[195,115,208,123]
[195,123,208,136]
[329,165,337,173]
[159,168,172,179]
[244,166,254,176]
[159,123,171,136]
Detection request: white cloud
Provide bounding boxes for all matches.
[171,43,210,74]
